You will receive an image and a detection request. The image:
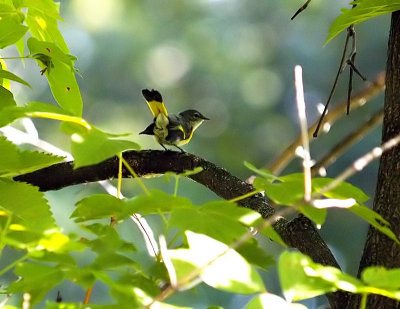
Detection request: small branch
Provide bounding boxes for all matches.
[312,109,384,175]
[268,72,385,175]
[291,0,312,20]
[294,65,312,201]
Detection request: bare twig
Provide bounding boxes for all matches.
[294,65,312,201]
[312,109,384,175]
[291,0,312,20]
[268,72,385,175]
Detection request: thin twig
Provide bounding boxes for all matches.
[291,0,312,20]
[294,66,312,201]
[312,109,384,175]
[268,72,385,175]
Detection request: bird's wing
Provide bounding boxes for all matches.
[142,89,168,117]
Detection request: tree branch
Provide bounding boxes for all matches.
[14,150,347,308]
[269,72,385,175]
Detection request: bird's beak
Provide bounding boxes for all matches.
[201,115,210,120]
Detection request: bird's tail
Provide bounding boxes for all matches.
[142,89,168,117]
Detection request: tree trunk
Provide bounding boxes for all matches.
[349,11,400,309]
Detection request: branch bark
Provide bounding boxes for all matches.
[15,150,348,308]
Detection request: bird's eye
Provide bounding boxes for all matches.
[194,113,200,118]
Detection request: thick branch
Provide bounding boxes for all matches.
[15,150,347,308]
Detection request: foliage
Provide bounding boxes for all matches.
[327,0,400,43]
[0,0,399,308]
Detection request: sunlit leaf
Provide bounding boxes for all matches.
[64,124,139,167]
[27,38,82,116]
[0,179,55,232]
[124,189,192,215]
[279,251,363,301]
[0,136,65,176]
[349,204,400,244]
[0,69,31,88]
[246,293,307,309]
[326,0,400,43]
[169,231,265,294]
[7,263,64,305]
[0,4,27,48]
[362,266,400,289]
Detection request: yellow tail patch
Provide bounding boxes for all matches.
[142,89,168,117]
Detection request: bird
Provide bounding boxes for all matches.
[139,89,209,153]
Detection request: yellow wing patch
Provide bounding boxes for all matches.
[142,89,168,117]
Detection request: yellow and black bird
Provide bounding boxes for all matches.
[139,89,209,153]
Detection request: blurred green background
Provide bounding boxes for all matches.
[4,0,390,307]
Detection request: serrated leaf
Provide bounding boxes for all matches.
[326,0,400,43]
[169,231,265,294]
[0,69,31,88]
[72,194,125,222]
[0,136,65,176]
[0,85,16,109]
[349,204,400,244]
[0,179,55,232]
[64,124,139,167]
[7,263,64,305]
[82,223,137,253]
[124,189,192,215]
[246,293,307,309]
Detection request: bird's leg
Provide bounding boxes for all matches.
[159,143,168,151]
[174,145,185,153]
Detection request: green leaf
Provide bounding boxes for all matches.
[73,190,191,222]
[125,190,192,215]
[0,85,16,109]
[24,0,69,52]
[169,207,249,245]
[279,251,363,301]
[312,177,369,203]
[349,204,400,244]
[27,38,82,116]
[82,223,136,253]
[244,161,278,182]
[362,266,400,289]
[169,231,265,294]
[326,0,400,43]
[0,4,27,48]
[0,136,65,176]
[7,263,64,305]
[259,180,304,205]
[0,68,31,88]
[259,224,287,247]
[246,293,307,309]
[236,240,275,270]
[201,200,262,226]
[297,203,327,227]
[72,194,125,222]
[0,179,55,232]
[92,252,139,270]
[64,124,139,167]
